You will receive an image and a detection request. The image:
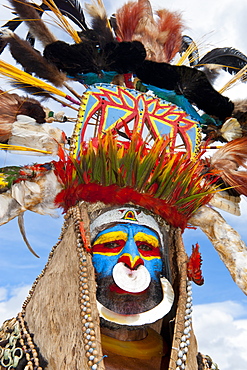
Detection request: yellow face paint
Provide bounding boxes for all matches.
[134,232,160,248]
[93,231,127,244]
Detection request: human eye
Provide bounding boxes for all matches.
[136,241,154,252]
[104,241,122,249]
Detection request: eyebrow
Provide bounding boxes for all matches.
[93,231,128,245]
[134,232,160,248]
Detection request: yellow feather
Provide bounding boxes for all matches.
[0,143,52,154]
[219,64,247,93]
[42,0,81,43]
[0,60,67,98]
[176,41,198,66]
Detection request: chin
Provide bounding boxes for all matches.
[96,276,163,315]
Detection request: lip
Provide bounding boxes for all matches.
[109,283,148,295]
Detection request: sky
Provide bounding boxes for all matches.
[1,0,247,369]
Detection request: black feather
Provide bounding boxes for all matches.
[40,0,88,30]
[197,47,247,78]
[43,40,146,76]
[135,61,234,121]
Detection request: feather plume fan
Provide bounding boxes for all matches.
[209,137,247,196]
[0,29,66,86]
[9,0,57,47]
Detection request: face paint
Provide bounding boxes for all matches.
[92,223,162,280]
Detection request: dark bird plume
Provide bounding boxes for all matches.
[197,47,247,80]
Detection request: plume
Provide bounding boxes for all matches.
[135,61,234,121]
[0,60,80,105]
[209,190,241,216]
[210,137,247,196]
[84,0,114,46]
[197,47,247,79]
[0,29,66,86]
[156,9,183,62]
[41,0,88,30]
[41,0,81,43]
[9,0,57,46]
[202,118,243,143]
[115,1,146,42]
[187,243,204,285]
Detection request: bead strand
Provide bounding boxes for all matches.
[176,279,193,370]
[17,313,42,370]
[72,206,99,370]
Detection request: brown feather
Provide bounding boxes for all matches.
[210,137,247,196]
[9,0,57,46]
[156,9,183,62]
[1,30,66,86]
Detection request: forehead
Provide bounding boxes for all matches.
[94,223,160,240]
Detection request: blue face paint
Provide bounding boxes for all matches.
[92,223,163,280]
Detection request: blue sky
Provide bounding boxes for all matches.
[1,0,247,369]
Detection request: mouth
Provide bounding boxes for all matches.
[109,283,148,295]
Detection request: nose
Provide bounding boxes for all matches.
[117,227,144,270]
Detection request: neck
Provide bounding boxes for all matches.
[101,325,147,341]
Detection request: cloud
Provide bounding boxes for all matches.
[193,301,247,370]
[0,285,30,323]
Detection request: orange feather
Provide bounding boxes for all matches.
[156,9,184,62]
[187,243,204,285]
[210,137,247,196]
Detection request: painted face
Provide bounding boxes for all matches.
[92,223,163,315]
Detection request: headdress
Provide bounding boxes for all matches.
[0,1,247,370]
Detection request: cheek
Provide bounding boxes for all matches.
[144,258,163,279]
[92,254,119,277]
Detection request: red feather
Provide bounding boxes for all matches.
[115,1,147,41]
[156,9,184,62]
[187,243,204,285]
